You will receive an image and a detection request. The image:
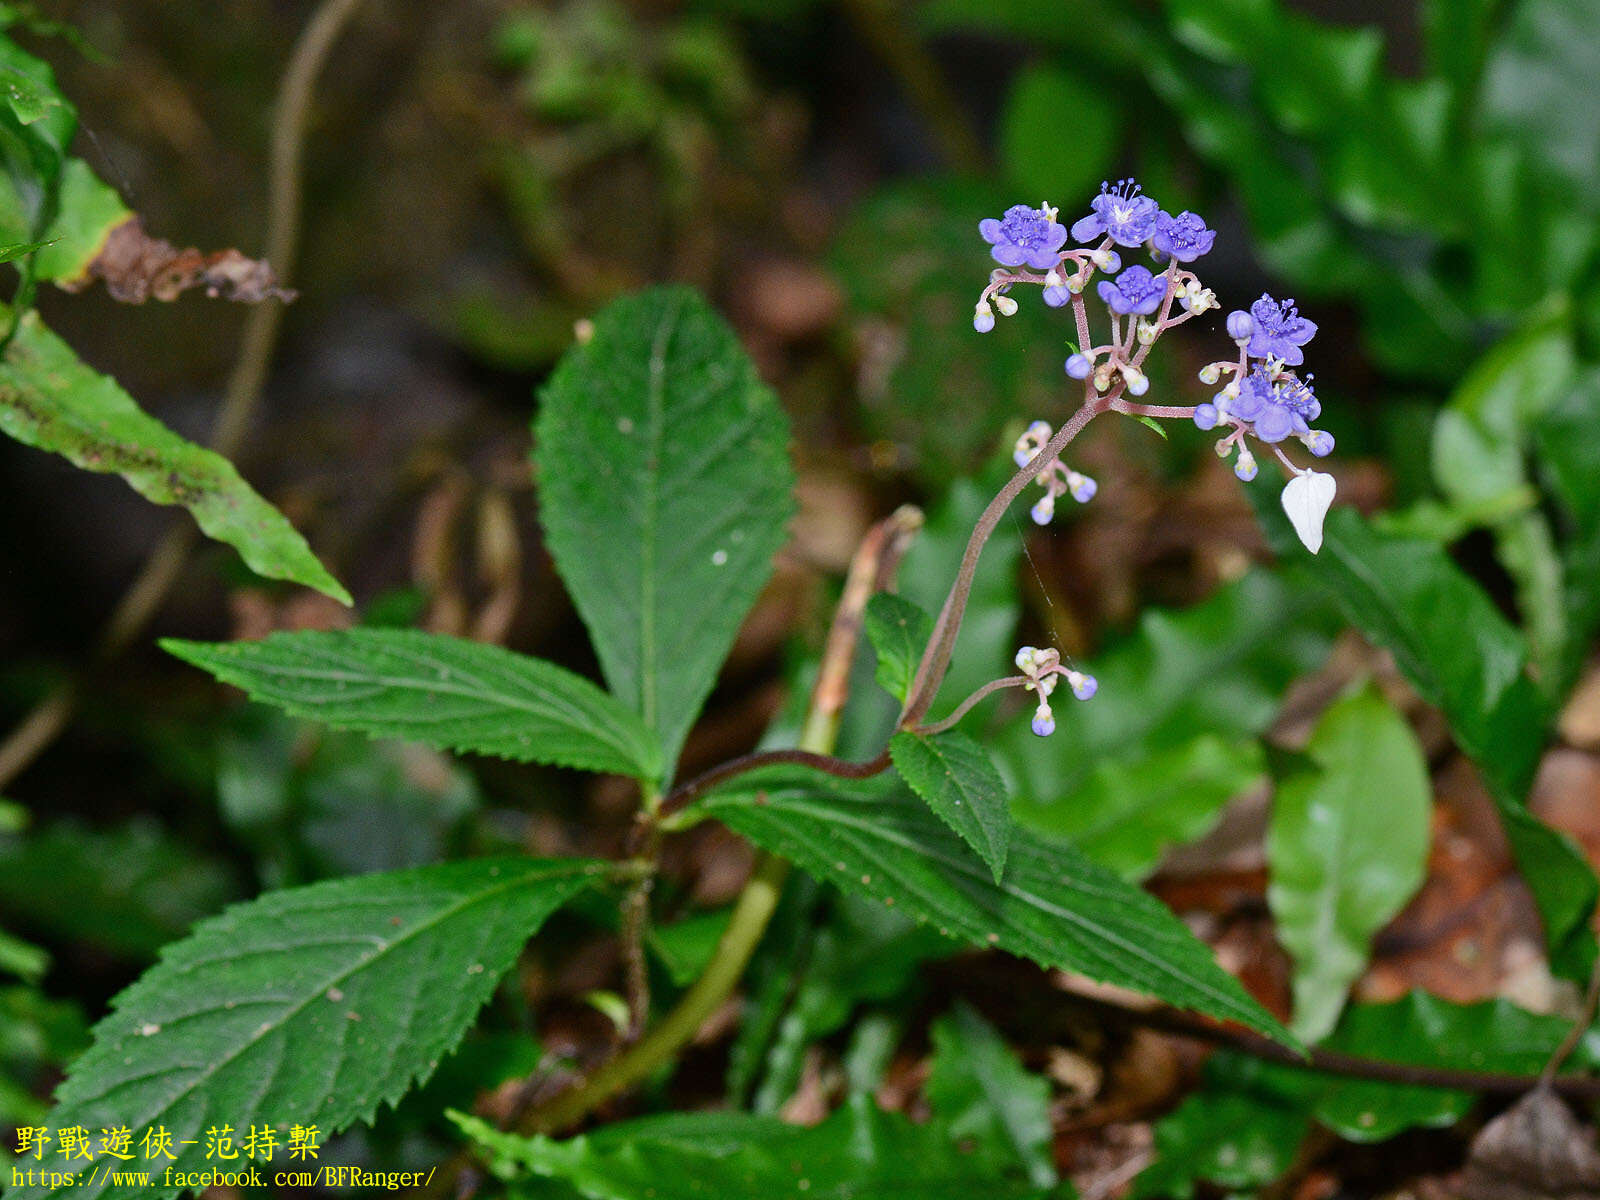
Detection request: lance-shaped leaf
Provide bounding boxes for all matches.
[0,309,348,602]
[891,729,1012,882]
[8,857,602,1200]
[695,765,1292,1046]
[1267,685,1431,1042]
[864,592,933,704]
[535,286,794,775]
[454,1094,1050,1200]
[164,629,661,780]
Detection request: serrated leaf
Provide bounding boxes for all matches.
[928,1001,1057,1187]
[0,309,349,602]
[534,286,793,776]
[164,629,661,780]
[1267,685,1431,1042]
[696,765,1292,1046]
[892,730,1011,881]
[1250,491,1599,977]
[10,857,602,1200]
[864,592,932,704]
[454,1093,1050,1200]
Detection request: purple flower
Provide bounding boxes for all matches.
[1239,372,1322,443]
[1228,369,1275,423]
[1152,210,1215,262]
[1071,179,1159,248]
[980,205,1068,270]
[1096,265,1164,316]
[1245,294,1317,365]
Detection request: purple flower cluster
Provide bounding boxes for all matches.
[1070,180,1159,247]
[1097,265,1164,316]
[1237,294,1317,365]
[980,204,1068,269]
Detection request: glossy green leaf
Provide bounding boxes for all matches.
[1050,735,1266,880]
[928,1001,1056,1187]
[697,765,1292,1045]
[1267,685,1431,1042]
[1534,365,1600,694]
[891,729,1011,882]
[165,629,661,780]
[864,592,932,705]
[1251,490,1598,977]
[1000,569,1335,849]
[10,858,602,1200]
[534,286,793,775]
[455,1094,1050,1199]
[32,156,129,283]
[0,308,349,602]
[999,63,1117,208]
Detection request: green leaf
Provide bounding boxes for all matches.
[1534,366,1600,692]
[0,235,48,261]
[1132,1056,1311,1199]
[891,729,1011,882]
[928,1001,1057,1187]
[1000,569,1335,850]
[164,629,662,780]
[864,592,932,704]
[1251,491,1599,977]
[999,63,1118,209]
[1051,735,1266,880]
[696,765,1293,1045]
[0,926,46,981]
[647,908,733,987]
[10,857,602,1200]
[0,308,349,602]
[454,1094,1051,1200]
[31,156,129,283]
[0,59,63,126]
[1267,685,1431,1042]
[0,818,235,959]
[534,286,794,775]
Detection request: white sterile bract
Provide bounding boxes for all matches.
[1281,471,1337,554]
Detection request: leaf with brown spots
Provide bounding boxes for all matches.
[60,215,294,304]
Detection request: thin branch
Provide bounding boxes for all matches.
[901,394,1107,727]
[914,675,1026,737]
[1062,983,1600,1102]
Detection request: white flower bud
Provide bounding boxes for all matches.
[994,294,1018,317]
[1136,321,1158,345]
[1198,363,1221,385]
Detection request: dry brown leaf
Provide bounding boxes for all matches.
[1459,1088,1600,1200]
[65,217,294,304]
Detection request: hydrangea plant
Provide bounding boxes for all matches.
[972,183,1338,651]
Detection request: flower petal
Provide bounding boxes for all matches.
[979,218,1002,244]
[1070,213,1103,243]
[1281,471,1336,554]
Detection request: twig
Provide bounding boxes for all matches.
[1061,981,1600,1102]
[517,507,920,1135]
[0,0,365,793]
[1541,955,1600,1088]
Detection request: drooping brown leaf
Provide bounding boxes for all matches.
[63,217,294,303]
[1459,1088,1600,1200]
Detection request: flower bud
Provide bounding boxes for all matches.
[1014,646,1038,672]
[994,294,1018,317]
[973,302,995,333]
[1042,285,1070,308]
[1067,671,1098,701]
[1192,402,1219,431]
[1198,363,1221,385]
[1030,706,1056,737]
[1064,353,1093,379]
[1121,365,1149,396]
[1305,430,1335,457]
[1091,248,1121,272]
[1068,471,1097,503]
[1136,320,1158,345]
[1030,495,1055,525]
[1226,310,1254,342]
[1234,450,1258,482]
